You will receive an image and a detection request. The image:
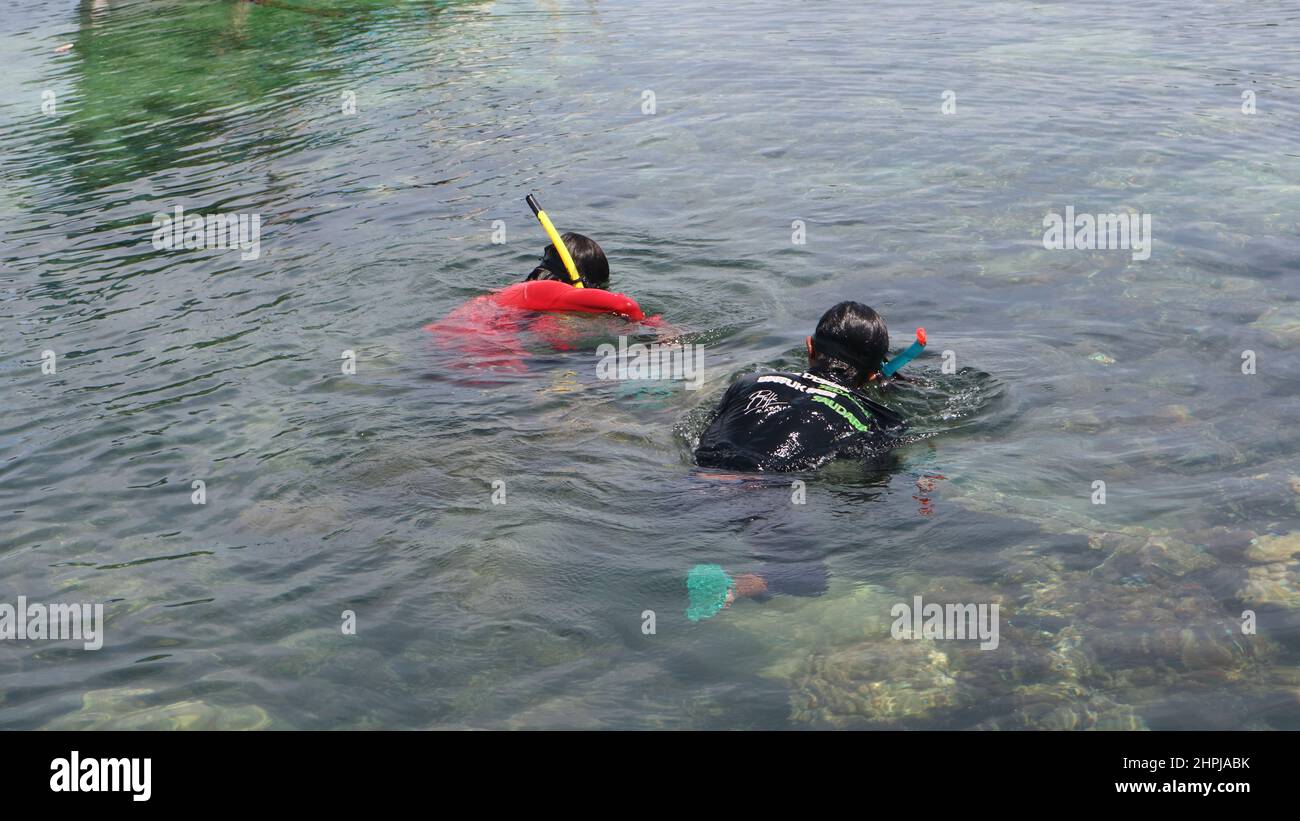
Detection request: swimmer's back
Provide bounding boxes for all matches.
[694,370,903,472]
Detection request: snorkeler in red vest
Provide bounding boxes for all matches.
[498,231,645,320]
[426,196,656,371]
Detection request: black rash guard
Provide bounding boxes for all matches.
[694,370,906,472]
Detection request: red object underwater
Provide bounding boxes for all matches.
[425,280,654,372]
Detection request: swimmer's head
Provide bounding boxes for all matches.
[526,232,610,289]
[806,301,889,388]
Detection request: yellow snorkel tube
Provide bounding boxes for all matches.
[526,194,584,288]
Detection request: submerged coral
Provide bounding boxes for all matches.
[1236,533,1300,608]
[759,514,1289,729]
[789,640,960,728]
[43,687,272,730]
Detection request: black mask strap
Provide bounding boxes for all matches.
[528,250,585,286]
[811,334,877,375]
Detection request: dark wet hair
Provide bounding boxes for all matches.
[809,301,889,388]
[526,232,610,289]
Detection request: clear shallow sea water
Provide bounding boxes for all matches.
[2,0,1299,729]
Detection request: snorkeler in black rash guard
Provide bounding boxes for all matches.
[694,301,906,472]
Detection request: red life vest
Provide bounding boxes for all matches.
[424,280,652,373]
[489,280,645,321]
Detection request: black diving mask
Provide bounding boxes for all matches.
[526,248,584,286]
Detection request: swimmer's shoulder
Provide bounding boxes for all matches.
[716,370,769,398]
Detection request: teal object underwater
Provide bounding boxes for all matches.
[686,564,733,622]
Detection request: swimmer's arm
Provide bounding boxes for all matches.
[634,315,687,341]
[733,574,768,598]
[731,564,829,602]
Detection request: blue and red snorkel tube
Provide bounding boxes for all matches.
[874,327,927,381]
